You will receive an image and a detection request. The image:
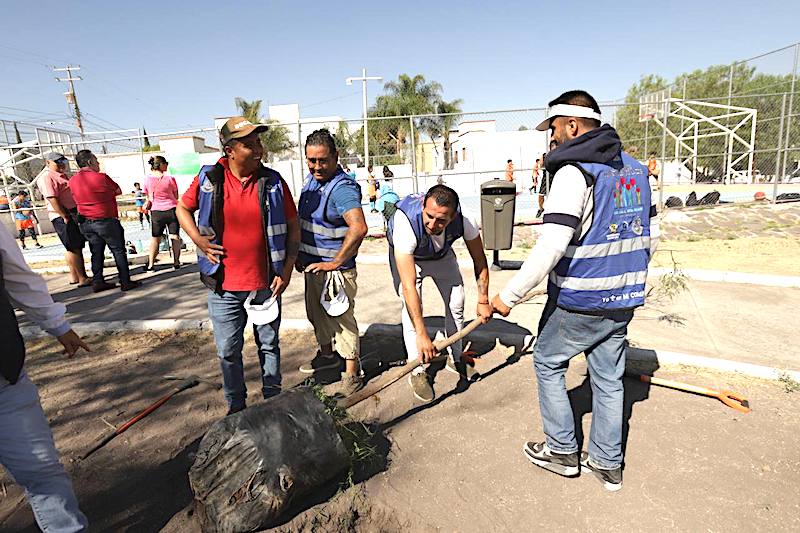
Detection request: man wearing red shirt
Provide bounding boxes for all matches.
[69,149,141,293]
[177,117,300,415]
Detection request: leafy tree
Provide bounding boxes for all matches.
[234,97,295,162]
[142,126,151,149]
[420,98,463,169]
[368,74,443,161]
[615,66,794,178]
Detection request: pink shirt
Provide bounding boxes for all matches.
[144,174,178,211]
[37,169,78,221]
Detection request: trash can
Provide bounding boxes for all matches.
[480,179,516,250]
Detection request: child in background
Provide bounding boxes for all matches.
[133,182,150,228]
[11,191,42,249]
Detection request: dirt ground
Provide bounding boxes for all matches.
[1,330,798,532]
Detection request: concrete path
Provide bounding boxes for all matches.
[28,255,800,372]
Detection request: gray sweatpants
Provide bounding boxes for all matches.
[389,248,465,366]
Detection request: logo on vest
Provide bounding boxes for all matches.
[607,223,620,241]
[200,180,214,193]
[611,172,644,215]
[631,216,643,235]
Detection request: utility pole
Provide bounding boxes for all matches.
[53,65,84,135]
[346,68,382,169]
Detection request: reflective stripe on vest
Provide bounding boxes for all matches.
[548,152,651,311]
[298,171,356,270]
[196,164,288,280]
[387,193,464,261]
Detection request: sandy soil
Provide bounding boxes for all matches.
[2,330,798,532]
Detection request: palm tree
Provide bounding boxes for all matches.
[369,74,443,157]
[422,98,463,170]
[233,97,294,162]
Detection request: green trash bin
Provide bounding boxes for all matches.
[480,179,516,250]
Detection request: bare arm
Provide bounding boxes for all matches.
[304,207,368,273]
[270,214,301,297]
[176,199,225,264]
[464,235,492,323]
[47,196,70,221]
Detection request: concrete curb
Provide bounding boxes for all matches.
[21,318,799,383]
[649,267,800,288]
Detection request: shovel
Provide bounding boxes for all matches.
[628,373,751,413]
[340,289,545,409]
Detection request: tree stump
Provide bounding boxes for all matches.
[189,389,350,532]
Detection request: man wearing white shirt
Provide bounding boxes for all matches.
[387,185,492,402]
[0,225,90,531]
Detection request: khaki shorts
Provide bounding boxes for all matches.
[304,268,360,359]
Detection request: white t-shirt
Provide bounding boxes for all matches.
[391,210,479,256]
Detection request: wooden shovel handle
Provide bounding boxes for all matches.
[636,374,750,414]
[339,289,545,410]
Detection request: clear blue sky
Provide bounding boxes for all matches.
[2,0,798,133]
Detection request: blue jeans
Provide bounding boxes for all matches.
[0,372,88,532]
[207,289,281,410]
[533,299,633,469]
[80,218,130,284]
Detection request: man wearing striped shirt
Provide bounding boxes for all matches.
[491,90,660,492]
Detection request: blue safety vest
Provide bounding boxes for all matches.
[298,170,356,270]
[195,163,288,288]
[549,152,652,311]
[387,193,464,261]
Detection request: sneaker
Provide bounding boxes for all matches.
[535,208,544,218]
[325,372,364,397]
[120,280,143,291]
[522,441,579,477]
[408,370,435,402]
[446,355,480,381]
[35,243,43,249]
[299,351,340,374]
[92,281,117,293]
[580,452,622,492]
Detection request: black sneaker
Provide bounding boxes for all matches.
[535,208,544,218]
[580,452,622,492]
[299,351,340,374]
[120,280,142,292]
[523,441,579,477]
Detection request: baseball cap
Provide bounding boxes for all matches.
[535,103,603,131]
[44,152,68,163]
[219,116,269,145]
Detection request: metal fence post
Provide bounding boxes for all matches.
[781,43,799,180]
[296,119,304,193]
[409,116,418,192]
[773,93,787,204]
[658,98,669,209]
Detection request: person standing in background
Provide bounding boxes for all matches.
[144,156,182,271]
[505,159,515,182]
[37,152,91,286]
[10,191,42,249]
[133,182,149,228]
[367,165,379,213]
[69,149,141,293]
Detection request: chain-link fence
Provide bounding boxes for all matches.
[3,43,800,217]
